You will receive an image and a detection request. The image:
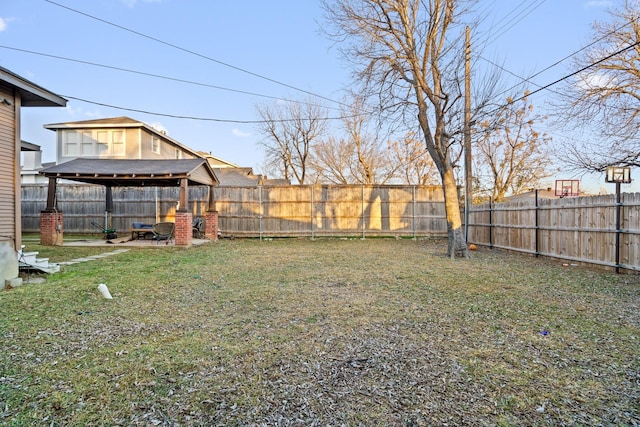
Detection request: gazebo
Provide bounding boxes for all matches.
[39,158,219,247]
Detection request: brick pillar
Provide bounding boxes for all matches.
[174,211,192,247]
[205,210,219,241]
[40,211,63,246]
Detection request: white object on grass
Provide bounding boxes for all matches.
[97,283,113,299]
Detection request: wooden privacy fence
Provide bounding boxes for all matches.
[22,183,640,270]
[467,192,640,272]
[215,185,447,238]
[21,184,448,238]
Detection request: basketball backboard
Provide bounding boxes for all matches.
[554,179,580,197]
[605,166,631,183]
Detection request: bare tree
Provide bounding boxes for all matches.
[256,99,328,184]
[312,96,400,184]
[388,131,440,185]
[311,136,354,184]
[476,94,554,202]
[323,0,474,257]
[555,0,640,172]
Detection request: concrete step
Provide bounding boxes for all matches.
[19,251,60,274]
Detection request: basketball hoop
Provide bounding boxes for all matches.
[554,179,580,198]
[605,166,631,183]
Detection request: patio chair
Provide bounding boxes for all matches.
[192,216,205,238]
[152,222,175,243]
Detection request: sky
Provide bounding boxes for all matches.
[1,0,638,193]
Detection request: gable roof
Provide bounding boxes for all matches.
[198,151,240,168]
[43,116,204,159]
[44,116,142,127]
[39,158,219,187]
[212,167,263,186]
[0,66,67,107]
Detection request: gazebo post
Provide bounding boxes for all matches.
[174,177,192,247]
[40,177,63,245]
[105,185,113,231]
[205,185,219,241]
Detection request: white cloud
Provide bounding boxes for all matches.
[584,1,613,8]
[84,110,103,119]
[122,0,165,8]
[0,17,15,32]
[232,128,251,138]
[576,71,615,90]
[65,105,101,119]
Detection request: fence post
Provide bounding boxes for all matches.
[535,189,539,257]
[489,198,493,249]
[361,185,365,240]
[258,185,263,241]
[310,185,314,239]
[615,183,622,273]
[412,186,416,240]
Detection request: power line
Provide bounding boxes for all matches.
[475,0,548,50]
[44,0,349,109]
[62,95,352,124]
[488,0,547,45]
[479,17,636,101]
[0,45,340,111]
[479,39,640,119]
[519,40,640,102]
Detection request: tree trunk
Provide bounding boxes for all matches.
[442,168,469,259]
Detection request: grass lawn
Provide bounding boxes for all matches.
[1,238,639,426]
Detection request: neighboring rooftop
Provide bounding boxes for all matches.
[0,65,67,107]
[503,188,558,202]
[21,140,40,152]
[213,167,262,186]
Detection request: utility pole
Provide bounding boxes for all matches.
[464,25,472,241]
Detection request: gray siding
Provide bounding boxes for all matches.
[0,86,16,241]
[0,85,18,284]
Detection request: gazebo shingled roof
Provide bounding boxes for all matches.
[39,158,219,187]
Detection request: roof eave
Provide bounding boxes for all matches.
[43,122,143,131]
[0,66,67,107]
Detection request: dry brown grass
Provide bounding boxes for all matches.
[1,238,639,426]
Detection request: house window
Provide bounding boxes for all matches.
[63,131,80,156]
[62,129,126,157]
[151,136,160,154]
[175,148,182,159]
[80,131,94,155]
[97,131,109,155]
[112,130,125,156]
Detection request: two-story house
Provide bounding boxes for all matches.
[43,116,203,163]
[22,117,243,183]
